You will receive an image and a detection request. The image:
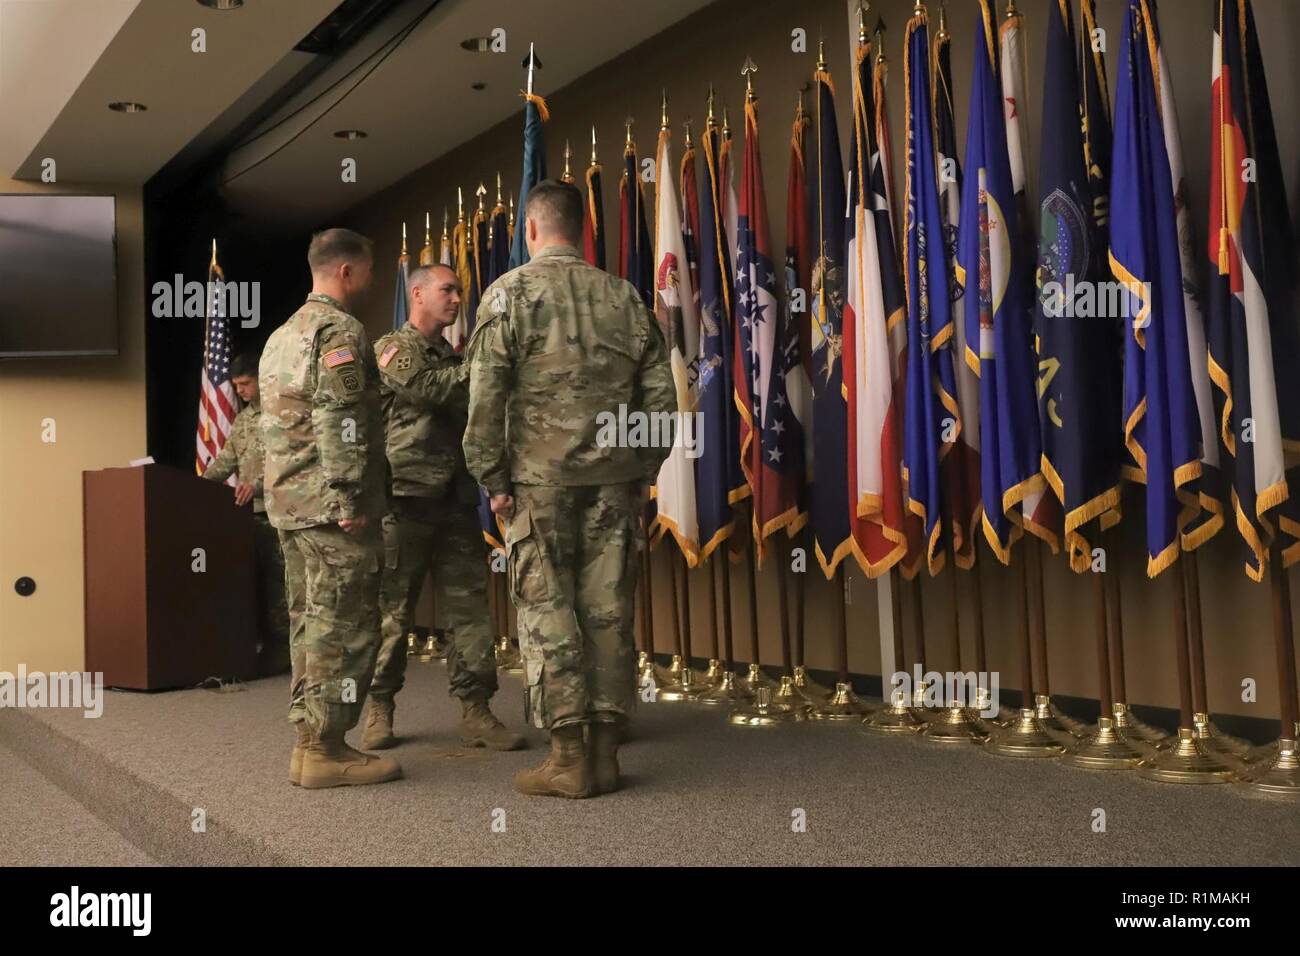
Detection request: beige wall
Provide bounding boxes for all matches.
[0,179,147,674]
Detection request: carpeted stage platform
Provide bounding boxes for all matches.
[2,662,1297,867]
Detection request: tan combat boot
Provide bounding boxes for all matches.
[360,697,396,750]
[289,722,311,786]
[300,735,403,789]
[460,698,526,751]
[589,721,621,795]
[512,725,590,798]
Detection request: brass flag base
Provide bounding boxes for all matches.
[418,634,438,663]
[738,663,778,696]
[1250,722,1300,764]
[658,666,716,702]
[701,659,725,686]
[729,684,802,726]
[406,633,419,657]
[655,653,686,687]
[1136,728,1238,784]
[1034,694,1087,745]
[637,652,672,694]
[970,688,1011,734]
[1111,702,1170,744]
[921,705,989,744]
[494,636,523,674]
[808,682,873,721]
[793,665,834,703]
[984,708,1067,758]
[1238,739,1300,799]
[696,669,749,707]
[772,675,815,715]
[1189,713,1255,760]
[1059,717,1147,770]
[862,691,924,735]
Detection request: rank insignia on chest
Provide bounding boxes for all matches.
[323,346,356,368]
[379,344,399,368]
[395,354,412,371]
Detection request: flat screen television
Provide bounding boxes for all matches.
[0,194,118,358]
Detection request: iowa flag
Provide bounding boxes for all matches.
[652,122,700,564]
[1207,0,1300,579]
[955,0,1044,563]
[1111,0,1221,576]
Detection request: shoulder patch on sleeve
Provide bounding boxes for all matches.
[322,346,356,368]
[378,343,399,368]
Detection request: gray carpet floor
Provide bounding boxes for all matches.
[2,662,1297,867]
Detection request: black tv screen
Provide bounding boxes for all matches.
[0,194,118,358]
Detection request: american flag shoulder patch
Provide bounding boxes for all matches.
[378,344,399,368]
[322,346,355,368]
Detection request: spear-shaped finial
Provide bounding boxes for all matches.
[817,37,827,71]
[914,0,925,16]
[424,211,431,246]
[857,1,869,43]
[508,191,515,227]
[625,116,634,146]
[741,56,757,101]
[401,221,408,256]
[875,16,887,63]
[210,237,217,266]
[707,84,716,125]
[525,42,538,95]
[475,182,486,212]
[660,90,669,131]
[796,87,806,122]
[495,171,503,205]
[722,105,731,138]
[442,208,448,240]
[683,118,693,149]
[937,0,948,38]
[457,186,464,222]
[562,140,573,181]
[1005,0,1020,18]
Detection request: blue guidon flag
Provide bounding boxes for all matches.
[1111,0,1222,576]
[954,0,1045,564]
[1206,0,1300,579]
[508,48,547,271]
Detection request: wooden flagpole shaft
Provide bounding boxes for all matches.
[1184,549,1209,715]
[890,568,905,681]
[707,552,720,662]
[678,545,693,665]
[837,565,850,684]
[720,549,736,668]
[1270,553,1298,734]
[747,530,761,667]
[778,537,793,672]
[971,554,987,673]
[1018,547,1035,706]
[947,539,962,672]
[1029,536,1051,697]
[667,541,683,661]
[1091,529,1113,718]
[795,531,807,668]
[1103,526,1128,705]
[642,527,655,655]
[911,575,926,674]
[1171,557,1195,728]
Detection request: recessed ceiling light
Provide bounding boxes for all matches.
[471,82,487,91]
[333,129,367,140]
[460,37,492,52]
[108,101,147,113]
[197,0,244,9]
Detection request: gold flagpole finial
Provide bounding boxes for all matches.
[625,116,634,147]
[563,140,573,181]
[591,124,598,165]
[874,16,887,63]
[857,2,869,43]
[660,90,669,131]
[401,221,408,255]
[442,208,449,240]
[683,118,693,148]
[525,41,537,95]
[508,192,515,227]
[496,171,503,205]
[817,37,828,71]
[707,84,716,125]
[210,237,217,266]
[722,105,731,138]
[1005,0,1020,18]
[914,0,925,16]
[476,182,486,212]
[424,211,431,246]
[741,57,757,101]
[938,0,948,38]
[457,186,464,222]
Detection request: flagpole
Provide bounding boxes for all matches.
[1242,550,1300,794]
[1183,550,1252,756]
[922,519,989,742]
[1027,536,1089,738]
[1099,523,1166,745]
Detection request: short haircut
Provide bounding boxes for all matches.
[407,262,458,294]
[230,352,259,379]
[307,227,373,273]
[524,179,583,242]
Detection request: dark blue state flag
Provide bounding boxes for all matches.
[1111,0,1220,576]
[509,84,548,270]
[954,0,1044,564]
[1035,0,1123,574]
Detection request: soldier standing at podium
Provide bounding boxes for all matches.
[259,227,401,790]
[201,351,290,675]
[363,263,524,752]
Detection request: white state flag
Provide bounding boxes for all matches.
[652,127,700,563]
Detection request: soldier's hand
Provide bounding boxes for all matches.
[234,483,256,507]
[489,493,515,520]
[338,515,368,536]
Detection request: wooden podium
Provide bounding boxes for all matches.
[84,464,258,690]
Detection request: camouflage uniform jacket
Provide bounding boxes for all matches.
[463,244,676,494]
[259,292,386,530]
[374,320,472,500]
[202,402,266,512]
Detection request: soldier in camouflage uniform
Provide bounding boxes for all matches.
[259,227,401,790]
[202,352,290,675]
[362,263,524,752]
[464,180,675,798]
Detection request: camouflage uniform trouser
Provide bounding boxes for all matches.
[252,512,290,674]
[506,483,642,731]
[278,524,382,738]
[373,495,499,704]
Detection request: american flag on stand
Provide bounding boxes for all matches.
[195,240,237,480]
